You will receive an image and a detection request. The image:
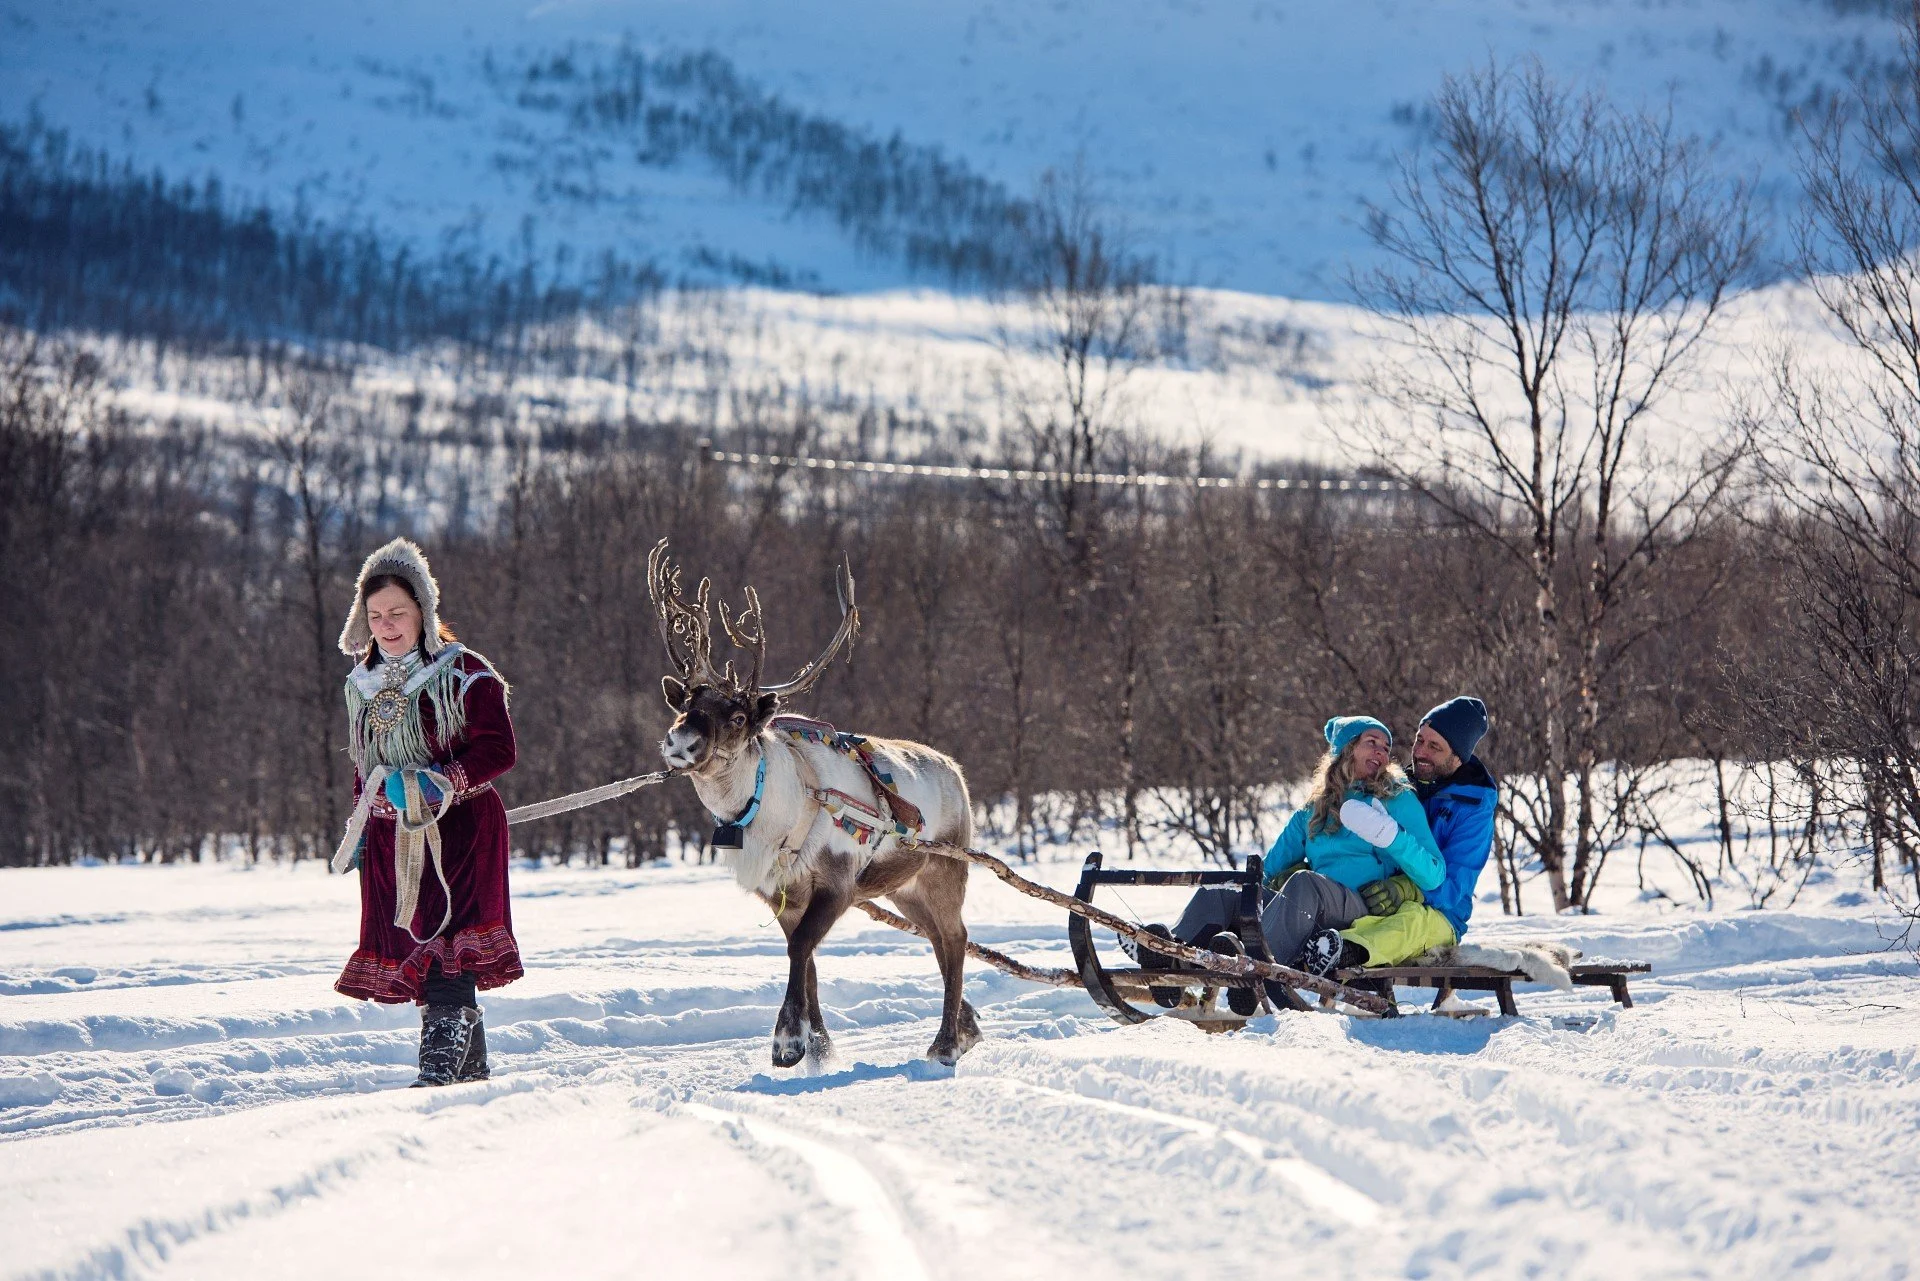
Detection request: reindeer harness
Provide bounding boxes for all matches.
[730,717,929,914]
[775,715,925,842]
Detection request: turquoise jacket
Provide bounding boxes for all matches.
[1267,784,1444,893]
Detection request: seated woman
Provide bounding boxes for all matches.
[1145,716,1455,1008]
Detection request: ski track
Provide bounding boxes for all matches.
[681,1103,931,1281]
[2,862,1917,1279]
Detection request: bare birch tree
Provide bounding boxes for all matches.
[1349,59,1756,909]
[997,161,1152,571]
[1744,5,1920,917]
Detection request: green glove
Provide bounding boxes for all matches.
[1264,860,1308,892]
[1359,874,1423,917]
[1358,878,1402,917]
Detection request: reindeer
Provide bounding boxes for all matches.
[647,540,982,1067]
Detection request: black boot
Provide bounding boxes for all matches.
[1136,923,1186,1009]
[1298,928,1368,979]
[412,1004,479,1087]
[1208,931,1261,1017]
[456,1015,489,1083]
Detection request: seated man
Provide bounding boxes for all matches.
[1389,695,1497,950]
[1146,715,1444,1010]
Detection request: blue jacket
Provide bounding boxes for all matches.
[1267,784,1444,893]
[1415,757,1498,936]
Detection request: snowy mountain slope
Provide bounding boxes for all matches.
[0,0,1898,298]
[3,844,1916,1279]
[68,269,1859,464]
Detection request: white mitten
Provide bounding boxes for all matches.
[1339,797,1399,848]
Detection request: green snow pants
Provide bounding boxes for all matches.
[1339,878,1457,966]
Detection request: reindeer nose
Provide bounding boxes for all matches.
[661,729,702,766]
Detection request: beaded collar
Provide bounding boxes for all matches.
[347,643,465,701]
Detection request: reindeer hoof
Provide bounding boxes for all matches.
[771,1032,808,1068]
[805,1029,834,1067]
[925,1033,974,1066]
[959,1000,983,1043]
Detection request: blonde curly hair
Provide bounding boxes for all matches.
[1305,738,1410,836]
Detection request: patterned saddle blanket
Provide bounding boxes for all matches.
[770,714,926,831]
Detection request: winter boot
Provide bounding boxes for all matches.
[455,1014,489,1083]
[1298,928,1367,979]
[1208,931,1261,1017]
[1135,923,1186,1009]
[411,1004,479,1088]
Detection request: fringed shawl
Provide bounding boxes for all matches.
[344,643,507,773]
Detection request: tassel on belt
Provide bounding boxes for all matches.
[331,765,458,943]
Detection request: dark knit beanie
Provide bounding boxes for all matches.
[1420,696,1487,761]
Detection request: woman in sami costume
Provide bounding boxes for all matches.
[330,538,519,1087]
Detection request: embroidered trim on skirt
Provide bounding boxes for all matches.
[334,921,524,1003]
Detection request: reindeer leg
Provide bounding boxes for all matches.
[772,881,847,1069]
[804,956,832,1063]
[891,857,976,1065]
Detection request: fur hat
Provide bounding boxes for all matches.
[338,537,447,658]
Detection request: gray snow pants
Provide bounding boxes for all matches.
[1171,871,1368,968]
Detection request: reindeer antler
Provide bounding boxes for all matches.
[718,586,767,692]
[649,540,860,701]
[761,554,860,699]
[646,539,722,687]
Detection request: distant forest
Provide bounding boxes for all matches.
[0,42,1077,366]
[0,119,662,363]
[488,43,1051,287]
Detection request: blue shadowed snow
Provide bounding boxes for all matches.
[736,1056,954,1095]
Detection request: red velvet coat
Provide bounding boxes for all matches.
[335,651,521,1003]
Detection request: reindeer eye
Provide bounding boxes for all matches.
[728,712,748,728]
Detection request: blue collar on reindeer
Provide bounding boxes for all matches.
[708,749,767,850]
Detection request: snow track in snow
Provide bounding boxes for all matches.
[683,1103,931,1281]
[986,1076,1378,1225]
[2,861,1917,1279]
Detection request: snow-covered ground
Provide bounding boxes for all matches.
[5,847,1916,1279]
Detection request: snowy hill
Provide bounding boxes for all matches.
[1,0,1900,299]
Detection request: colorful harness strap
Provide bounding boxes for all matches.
[773,716,924,830]
[812,788,920,848]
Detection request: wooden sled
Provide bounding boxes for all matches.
[1068,850,1649,1026]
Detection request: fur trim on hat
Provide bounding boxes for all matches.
[338,537,446,657]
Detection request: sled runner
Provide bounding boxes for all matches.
[1068,850,1650,1025]
[1328,960,1651,1016]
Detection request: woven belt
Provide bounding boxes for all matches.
[331,766,458,942]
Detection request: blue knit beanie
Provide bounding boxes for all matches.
[1420,696,1488,761]
[1324,715,1392,756]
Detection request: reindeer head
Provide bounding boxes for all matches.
[647,539,859,773]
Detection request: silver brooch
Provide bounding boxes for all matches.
[366,662,410,737]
